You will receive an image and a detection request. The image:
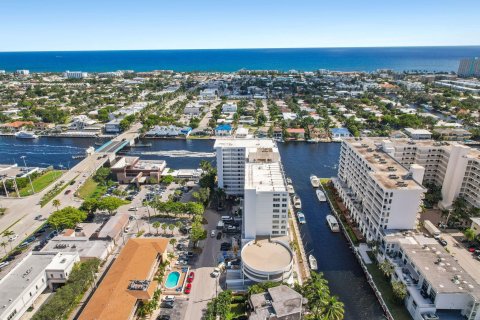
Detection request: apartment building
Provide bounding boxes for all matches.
[64,70,88,79]
[382,139,480,209]
[0,252,79,320]
[379,233,480,320]
[334,138,426,241]
[458,57,480,78]
[214,139,277,196]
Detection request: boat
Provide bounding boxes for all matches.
[131,143,152,148]
[297,212,306,224]
[293,195,302,209]
[307,139,319,143]
[15,131,38,139]
[287,184,295,194]
[326,215,340,232]
[309,254,318,270]
[286,177,292,185]
[310,175,320,188]
[316,189,326,202]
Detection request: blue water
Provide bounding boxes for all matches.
[165,271,180,289]
[1,46,479,72]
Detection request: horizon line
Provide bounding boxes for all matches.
[1,44,480,53]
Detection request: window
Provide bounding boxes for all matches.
[282,209,287,213]
[272,220,279,224]
[281,204,287,207]
[272,225,279,229]
[272,231,279,234]
[273,209,279,213]
[273,215,279,218]
[273,204,280,208]
[273,198,280,202]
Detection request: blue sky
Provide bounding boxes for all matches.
[1,0,479,51]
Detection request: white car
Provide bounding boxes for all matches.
[8,234,18,242]
[163,295,175,302]
[210,267,221,278]
[0,261,9,269]
[210,230,216,238]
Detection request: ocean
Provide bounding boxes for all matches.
[1,46,479,73]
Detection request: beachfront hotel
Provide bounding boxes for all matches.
[334,137,480,242]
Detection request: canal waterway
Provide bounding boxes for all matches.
[0,136,385,319]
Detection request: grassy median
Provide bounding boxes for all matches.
[77,177,107,200]
[17,170,63,196]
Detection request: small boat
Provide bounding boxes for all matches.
[307,139,319,143]
[293,195,302,209]
[326,215,340,232]
[297,212,306,224]
[309,254,318,270]
[94,142,104,146]
[310,175,320,188]
[15,131,38,139]
[131,143,152,148]
[316,189,326,202]
[72,154,86,159]
[287,184,295,194]
[286,177,292,185]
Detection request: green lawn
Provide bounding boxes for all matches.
[366,264,412,320]
[77,178,107,200]
[18,170,63,196]
[228,303,246,320]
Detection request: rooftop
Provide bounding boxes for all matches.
[245,162,286,192]
[344,138,424,190]
[241,238,292,272]
[79,238,169,320]
[404,128,432,135]
[249,285,303,320]
[0,253,56,311]
[42,236,112,259]
[214,138,276,149]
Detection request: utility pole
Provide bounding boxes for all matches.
[20,156,35,194]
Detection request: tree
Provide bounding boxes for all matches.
[378,259,394,279]
[0,241,8,254]
[190,221,206,247]
[48,206,87,230]
[464,228,476,243]
[161,175,174,185]
[161,223,167,235]
[153,221,161,235]
[98,196,128,215]
[93,167,111,185]
[80,198,99,215]
[321,296,345,320]
[168,223,175,235]
[169,238,177,251]
[52,199,61,211]
[391,281,407,303]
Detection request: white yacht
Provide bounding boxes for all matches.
[326,215,340,232]
[310,175,320,188]
[297,212,306,224]
[309,254,318,270]
[293,195,302,209]
[286,177,292,185]
[15,131,38,139]
[287,184,295,194]
[316,189,326,202]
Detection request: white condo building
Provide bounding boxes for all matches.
[64,70,88,79]
[215,139,293,285]
[379,233,480,320]
[334,137,480,241]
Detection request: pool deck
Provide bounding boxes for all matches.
[162,266,190,295]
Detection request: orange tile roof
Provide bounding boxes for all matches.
[78,238,169,320]
[2,121,34,128]
[286,128,305,133]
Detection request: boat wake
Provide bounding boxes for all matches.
[128,150,216,158]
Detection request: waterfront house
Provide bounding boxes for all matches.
[145,125,192,137]
[222,102,237,113]
[286,128,305,140]
[215,124,233,136]
[111,156,166,185]
[330,127,352,139]
[433,128,472,141]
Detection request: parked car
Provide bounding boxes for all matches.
[8,234,18,242]
[438,238,448,246]
[160,301,174,309]
[64,189,72,195]
[187,271,195,282]
[0,261,9,269]
[157,315,170,320]
[34,215,42,220]
[216,232,222,240]
[422,313,439,320]
[163,295,175,302]
[210,230,216,238]
[210,267,221,278]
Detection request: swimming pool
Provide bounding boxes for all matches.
[165,271,180,289]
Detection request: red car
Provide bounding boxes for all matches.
[184,285,191,294]
[187,271,195,283]
[186,283,192,289]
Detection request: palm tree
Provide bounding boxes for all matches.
[161,223,167,235]
[3,230,15,250]
[464,228,476,243]
[321,296,344,320]
[168,223,175,235]
[153,221,161,235]
[378,259,394,279]
[169,238,177,251]
[52,199,61,211]
[0,241,8,254]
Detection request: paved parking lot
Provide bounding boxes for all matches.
[441,231,480,281]
[156,297,189,320]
